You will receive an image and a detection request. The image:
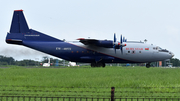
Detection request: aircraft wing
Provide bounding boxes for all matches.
[77,38,113,48]
[77,38,98,45]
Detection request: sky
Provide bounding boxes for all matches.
[0,0,180,61]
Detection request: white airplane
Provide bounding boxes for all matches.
[6,10,174,68]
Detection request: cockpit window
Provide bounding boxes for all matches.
[159,49,169,52]
[156,46,169,52]
[153,46,169,52]
[158,47,162,50]
[155,46,162,50]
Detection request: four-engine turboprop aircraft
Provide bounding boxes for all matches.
[6,10,174,68]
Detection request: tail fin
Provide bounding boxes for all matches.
[6,10,62,45]
[10,10,30,33]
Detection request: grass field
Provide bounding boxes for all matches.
[0,66,180,87]
[0,66,180,98]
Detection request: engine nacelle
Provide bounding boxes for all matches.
[95,40,113,48]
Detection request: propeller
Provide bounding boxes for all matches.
[120,35,127,54]
[113,34,126,54]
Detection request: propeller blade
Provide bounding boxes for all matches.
[113,44,116,54]
[114,33,116,42]
[120,35,122,44]
[121,48,123,54]
[120,35,123,54]
[120,46,123,54]
[113,33,117,54]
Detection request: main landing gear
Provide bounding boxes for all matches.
[146,63,151,68]
[91,62,105,67]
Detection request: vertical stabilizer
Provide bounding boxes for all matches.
[10,10,30,33]
[6,10,62,45]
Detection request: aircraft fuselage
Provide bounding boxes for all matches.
[18,37,173,64]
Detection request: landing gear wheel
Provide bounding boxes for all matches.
[102,63,105,68]
[97,63,102,67]
[90,62,106,67]
[146,63,151,68]
[91,63,96,67]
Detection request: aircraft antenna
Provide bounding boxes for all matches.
[144,39,147,43]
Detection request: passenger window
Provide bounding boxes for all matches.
[132,50,135,54]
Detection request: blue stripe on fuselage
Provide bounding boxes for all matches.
[23,40,138,63]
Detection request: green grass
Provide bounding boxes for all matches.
[1,66,180,87]
[0,66,180,98]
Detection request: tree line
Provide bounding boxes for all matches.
[170,58,180,67]
[0,55,62,66]
[0,55,180,67]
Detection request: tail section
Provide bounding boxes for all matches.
[10,10,30,33]
[6,10,62,45]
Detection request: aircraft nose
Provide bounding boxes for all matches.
[169,51,174,58]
